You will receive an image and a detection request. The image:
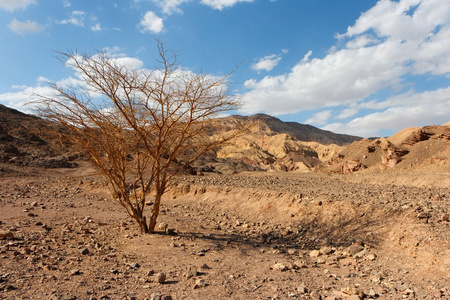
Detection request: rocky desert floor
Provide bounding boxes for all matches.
[1,163,449,300]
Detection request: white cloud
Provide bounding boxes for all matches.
[0,84,56,112]
[91,23,102,32]
[240,0,450,133]
[8,18,44,36]
[0,0,36,12]
[68,47,145,71]
[200,0,254,10]
[305,110,333,126]
[62,0,71,7]
[300,50,312,63]
[336,107,358,119]
[138,11,164,33]
[58,11,86,27]
[252,54,282,72]
[152,0,191,15]
[323,87,450,137]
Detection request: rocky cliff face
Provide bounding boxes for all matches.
[324,124,450,174]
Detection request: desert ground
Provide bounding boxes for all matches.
[1,162,449,300]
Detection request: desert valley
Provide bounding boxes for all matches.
[0,103,449,299]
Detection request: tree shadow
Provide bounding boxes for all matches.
[175,207,389,251]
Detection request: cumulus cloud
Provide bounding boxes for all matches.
[8,18,45,36]
[0,0,36,12]
[200,0,254,10]
[323,87,450,137]
[240,0,450,136]
[251,54,282,72]
[139,11,164,33]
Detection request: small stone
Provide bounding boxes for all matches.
[184,266,198,279]
[129,262,140,269]
[442,214,449,222]
[150,292,162,300]
[319,246,333,255]
[368,289,377,297]
[341,287,364,298]
[155,272,166,284]
[416,212,428,219]
[293,260,307,269]
[347,244,364,256]
[70,269,81,276]
[287,249,297,255]
[297,284,308,294]
[367,254,377,261]
[0,231,14,239]
[80,248,89,255]
[21,247,32,255]
[310,250,321,257]
[200,263,211,270]
[272,262,288,271]
[193,278,206,289]
[317,258,326,264]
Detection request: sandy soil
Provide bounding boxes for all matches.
[1,164,449,300]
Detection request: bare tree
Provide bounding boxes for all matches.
[33,42,241,233]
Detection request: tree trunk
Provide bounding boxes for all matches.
[135,215,149,234]
[148,194,162,233]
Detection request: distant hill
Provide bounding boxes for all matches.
[323,123,450,175]
[201,114,362,173]
[1,104,448,175]
[0,104,77,168]
[218,114,361,146]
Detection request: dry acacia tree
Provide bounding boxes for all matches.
[33,42,241,233]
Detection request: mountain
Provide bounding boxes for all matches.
[0,104,77,168]
[200,114,362,173]
[216,114,361,145]
[1,104,448,176]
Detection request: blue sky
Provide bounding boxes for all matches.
[0,0,449,137]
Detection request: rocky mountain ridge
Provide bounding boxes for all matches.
[0,104,448,176]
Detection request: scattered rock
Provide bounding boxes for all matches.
[129,262,140,269]
[0,231,14,239]
[416,212,429,219]
[184,266,198,279]
[272,262,288,271]
[80,248,89,255]
[309,250,321,258]
[341,286,364,298]
[319,246,333,255]
[287,248,297,255]
[155,272,166,284]
[70,269,81,276]
[347,244,364,256]
[367,254,377,261]
[442,213,449,222]
[193,278,207,289]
